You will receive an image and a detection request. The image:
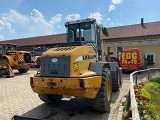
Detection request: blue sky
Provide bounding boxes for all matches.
[0,0,160,41]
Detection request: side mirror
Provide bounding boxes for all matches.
[102,27,109,37]
[98,49,102,55]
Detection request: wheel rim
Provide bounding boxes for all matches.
[106,78,111,101]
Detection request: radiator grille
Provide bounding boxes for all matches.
[40,56,70,77]
[53,47,75,51]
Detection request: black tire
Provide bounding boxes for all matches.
[122,69,128,74]
[137,67,143,74]
[145,65,147,69]
[18,68,29,73]
[0,59,9,75]
[91,68,112,112]
[38,94,63,104]
[112,66,122,91]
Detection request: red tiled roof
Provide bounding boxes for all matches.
[102,21,160,40]
[1,21,160,46]
[0,33,66,46]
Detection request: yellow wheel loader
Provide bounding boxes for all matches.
[30,18,123,112]
[0,43,32,77]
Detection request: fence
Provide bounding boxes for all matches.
[129,68,160,120]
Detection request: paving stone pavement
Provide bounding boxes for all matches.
[108,80,130,120]
[0,69,130,120]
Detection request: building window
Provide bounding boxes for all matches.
[146,53,155,65]
[116,47,123,60]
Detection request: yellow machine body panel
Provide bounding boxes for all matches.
[31,76,102,98]
[42,45,96,77]
[30,45,103,98]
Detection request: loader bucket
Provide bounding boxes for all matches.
[0,63,14,78]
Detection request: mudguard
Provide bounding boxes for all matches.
[88,61,119,75]
[0,55,15,66]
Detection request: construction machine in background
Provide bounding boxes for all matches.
[35,56,41,68]
[31,55,41,68]
[0,43,32,77]
[30,18,122,113]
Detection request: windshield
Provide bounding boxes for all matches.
[66,22,96,43]
[6,44,16,51]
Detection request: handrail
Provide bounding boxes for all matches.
[129,68,160,120]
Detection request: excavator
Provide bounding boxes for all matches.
[13,18,122,119]
[0,43,32,77]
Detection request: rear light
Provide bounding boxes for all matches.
[30,77,33,84]
[79,79,84,88]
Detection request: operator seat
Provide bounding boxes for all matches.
[75,37,85,42]
[7,46,12,50]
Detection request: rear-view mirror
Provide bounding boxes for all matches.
[102,27,109,37]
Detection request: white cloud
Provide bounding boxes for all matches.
[110,23,114,26]
[0,9,63,38]
[0,19,14,33]
[2,9,29,25]
[108,5,116,12]
[88,12,102,23]
[0,20,9,30]
[0,35,4,41]
[112,0,122,4]
[57,25,62,28]
[108,0,122,13]
[65,14,80,21]
[31,9,43,19]
[107,18,111,21]
[50,14,62,25]
[109,22,123,27]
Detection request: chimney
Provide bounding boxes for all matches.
[141,18,144,25]
[141,18,145,28]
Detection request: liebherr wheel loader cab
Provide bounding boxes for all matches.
[0,43,32,77]
[30,18,122,112]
